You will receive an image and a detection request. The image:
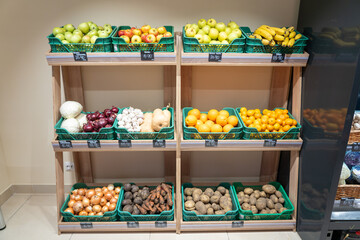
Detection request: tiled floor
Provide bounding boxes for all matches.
[0,194,302,240]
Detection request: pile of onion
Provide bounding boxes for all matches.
[83,106,119,133]
[64,184,120,216]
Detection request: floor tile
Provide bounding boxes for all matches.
[71,233,150,240]
[178,232,228,240]
[0,194,70,240]
[228,231,301,240]
[150,233,178,240]
[0,194,31,222]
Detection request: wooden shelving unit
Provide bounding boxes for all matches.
[47,34,308,234]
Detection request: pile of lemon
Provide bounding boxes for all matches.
[239,107,297,133]
[185,109,239,133]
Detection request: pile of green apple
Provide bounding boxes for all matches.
[52,21,113,44]
[185,19,242,44]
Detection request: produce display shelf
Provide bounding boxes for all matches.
[46,50,177,66]
[180,218,296,232]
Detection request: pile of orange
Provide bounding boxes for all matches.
[239,107,297,133]
[185,108,239,133]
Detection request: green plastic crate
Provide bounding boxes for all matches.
[54,110,117,140]
[118,183,174,221]
[235,107,301,140]
[61,183,122,222]
[241,27,308,54]
[183,107,243,140]
[182,183,239,221]
[232,182,294,220]
[114,107,174,140]
[182,27,246,53]
[47,26,117,53]
[112,26,174,52]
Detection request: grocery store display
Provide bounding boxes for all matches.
[61,183,121,221]
[237,107,300,139]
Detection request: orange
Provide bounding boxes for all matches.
[275,109,283,114]
[216,115,228,127]
[278,128,284,132]
[254,120,261,126]
[255,125,262,132]
[241,116,247,122]
[292,119,298,126]
[210,124,222,132]
[254,113,262,119]
[261,124,267,131]
[282,125,291,132]
[199,113,208,123]
[254,109,261,114]
[274,123,281,131]
[223,124,234,132]
[195,120,203,129]
[263,109,269,115]
[278,114,286,121]
[197,124,211,132]
[240,107,247,114]
[267,125,274,132]
[283,109,288,114]
[268,118,276,125]
[276,118,283,125]
[285,118,293,126]
[249,124,255,128]
[227,115,239,127]
[247,110,255,117]
[248,116,255,122]
[284,114,290,119]
[188,109,201,119]
[205,120,215,128]
[261,116,269,124]
[208,109,219,121]
[185,115,197,126]
[219,110,230,118]
[270,112,277,119]
[265,129,270,132]
[245,119,253,126]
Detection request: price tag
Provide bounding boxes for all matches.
[232,221,244,228]
[127,222,139,228]
[87,140,101,148]
[205,139,218,147]
[80,222,93,229]
[352,142,360,152]
[141,51,155,61]
[271,53,285,63]
[153,139,166,148]
[59,140,72,149]
[209,52,222,62]
[264,139,277,147]
[73,52,88,61]
[119,140,132,148]
[340,197,355,207]
[155,221,167,228]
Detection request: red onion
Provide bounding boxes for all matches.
[94,111,100,118]
[98,113,105,119]
[105,124,112,128]
[107,116,115,124]
[110,113,117,119]
[93,121,100,130]
[86,114,92,120]
[83,123,93,132]
[111,107,119,113]
[90,113,97,121]
[99,118,108,127]
[104,109,112,117]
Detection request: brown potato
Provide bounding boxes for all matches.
[260,209,268,214]
[274,203,283,212]
[269,209,277,214]
[238,191,245,197]
[260,191,267,198]
[186,196,193,201]
[214,191,222,196]
[243,196,250,203]
[242,203,251,210]
[217,186,226,195]
[195,201,207,215]
[237,196,244,204]
[275,190,282,198]
[224,193,230,198]
[249,196,257,205]
[253,192,260,199]
[204,188,214,197]
[211,195,220,204]
[278,197,285,204]
[244,188,254,195]
[184,188,194,196]
[220,196,232,210]
[200,194,210,204]
[279,207,287,213]
[192,188,202,197]
[212,203,221,211]
[266,199,275,209]
[256,198,267,210]
[215,210,226,215]
[185,200,196,211]
[205,203,211,209]
[262,185,276,194]
[207,207,214,215]
[193,193,201,202]
[270,195,279,203]
[250,206,258,214]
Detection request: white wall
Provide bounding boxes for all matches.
[0,0,300,188]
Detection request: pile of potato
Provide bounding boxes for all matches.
[237,184,287,214]
[184,186,233,215]
[121,183,173,215]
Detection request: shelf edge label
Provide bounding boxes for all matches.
[340,197,355,207]
[155,221,167,228]
[59,140,72,149]
[73,52,88,61]
[153,139,166,148]
[205,139,218,147]
[127,222,139,228]
[209,52,222,62]
[232,221,244,228]
[80,222,93,229]
[87,139,101,148]
[271,53,285,63]
[264,139,277,147]
[119,140,132,148]
[141,51,155,61]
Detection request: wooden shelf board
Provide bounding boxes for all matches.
[181,52,309,66]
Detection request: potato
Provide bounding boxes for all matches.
[242,203,251,210]
[186,196,193,201]
[260,191,267,198]
[217,186,226,195]
[184,188,194,196]
[260,209,268,214]
[195,201,207,215]
[193,210,200,215]
[225,189,229,194]
[207,207,214,215]
[279,207,287,213]
[205,203,211,210]
[185,200,196,211]
[204,188,214,197]
[270,195,279,203]
[274,203,283,212]
[256,198,267,210]
[249,196,257,205]
[262,185,276,194]
[214,191,222,196]
[254,190,260,194]
[278,197,285,204]
[210,195,220,204]
[244,188,254,195]
[224,206,232,213]
[275,191,282,198]
[220,196,232,210]
[266,199,275,209]
[200,194,210,204]
[243,196,250,203]
[237,196,244,204]
[192,188,202,196]
[193,193,201,202]
[250,205,258,214]
[215,210,226,215]
[212,203,221,211]
[238,191,245,197]
[269,209,277,214]
[253,192,260,199]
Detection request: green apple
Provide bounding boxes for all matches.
[64,24,75,33]
[215,22,226,32]
[62,40,69,44]
[98,31,109,38]
[218,32,228,42]
[221,40,229,44]
[197,29,205,35]
[89,24,98,31]
[203,35,211,43]
[104,27,112,34]
[210,40,220,44]
[185,28,196,37]
[87,30,98,38]
[98,26,104,30]
[73,29,83,37]
[225,27,232,36]
[207,18,216,28]
[70,34,82,43]
[228,21,239,30]
[52,27,65,36]
[184,24,192,31]
[55,33,65,41]
[64,32,73,41]
[198,19,207,29]
[227,32,238,43]
[194,34,203,43]
[202,25,211,34]
[104,24,111,29]
[82,35,91,43]
[90,36,98,44]
[87,21,94,26]
[232,29,242,37]
[208,28,219,40]
[190,24,199,33]
[78,22,90,34]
